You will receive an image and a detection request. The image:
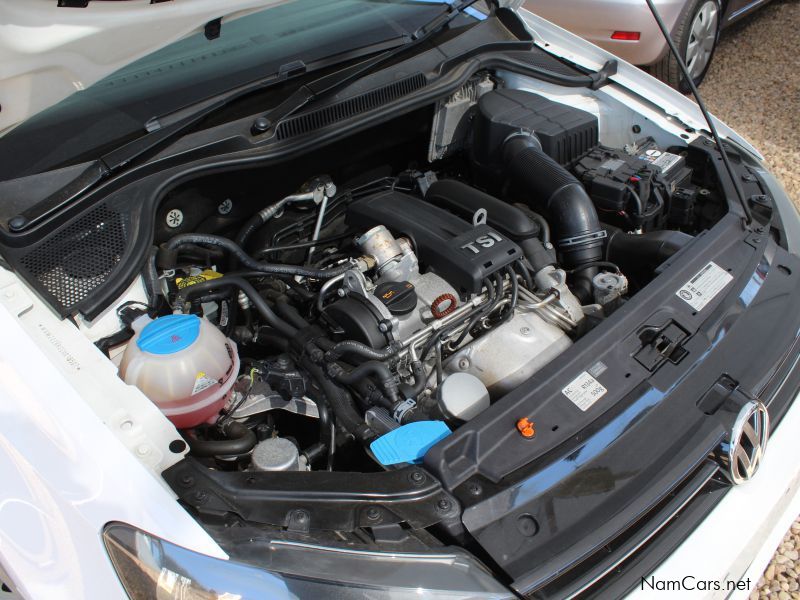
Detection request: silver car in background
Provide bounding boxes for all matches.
[527,0,774,90]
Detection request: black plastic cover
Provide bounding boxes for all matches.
[425,179,539,241]
[322,296,390,348]
[347,190,522,295]
[473,89,598,166]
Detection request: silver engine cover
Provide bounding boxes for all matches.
[444,311,571,397]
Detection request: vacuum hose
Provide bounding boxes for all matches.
[503,135,605,302]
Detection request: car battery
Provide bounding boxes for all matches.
[574,141,692,228]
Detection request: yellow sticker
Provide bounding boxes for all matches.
[176,269,223,290]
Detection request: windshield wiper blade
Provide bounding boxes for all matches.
[97,34,415,176]
[98,65,308,175]
[250,0,484,135]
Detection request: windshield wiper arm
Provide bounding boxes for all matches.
[250,0,484,135]
[97,34,414,176]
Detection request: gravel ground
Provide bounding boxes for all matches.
[702,0,800,207]
[700,2,800,598]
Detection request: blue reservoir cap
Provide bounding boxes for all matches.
[370,421,451,466]
[137,314,201,355]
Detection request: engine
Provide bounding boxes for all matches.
[327,188,579,406]
[110,85,716,472]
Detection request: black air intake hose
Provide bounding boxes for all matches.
[503,135,605,301]
[605,227,693,280]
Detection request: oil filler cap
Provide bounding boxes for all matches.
[137,314,200,355]
[374,281,417,316]
[370,421,451,466]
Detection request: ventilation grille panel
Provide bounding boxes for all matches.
[276,73,427,141]
[506,47,586,78]
[19,204,131,314]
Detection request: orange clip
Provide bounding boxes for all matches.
[516,417,536,439]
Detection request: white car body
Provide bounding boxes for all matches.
[0,2,796,599]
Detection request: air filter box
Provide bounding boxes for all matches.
[472,89,598,167]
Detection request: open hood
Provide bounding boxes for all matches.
[0,0,292,133]
[0,0,515,134]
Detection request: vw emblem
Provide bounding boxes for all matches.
[723,400,769,485]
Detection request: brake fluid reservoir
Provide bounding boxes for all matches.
[119,314,239,428]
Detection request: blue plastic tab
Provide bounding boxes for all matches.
[137,314,200,355]
[370,421,451,466]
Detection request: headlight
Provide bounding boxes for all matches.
[103,522,513,599]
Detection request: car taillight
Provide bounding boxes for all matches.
[611,31,641,41]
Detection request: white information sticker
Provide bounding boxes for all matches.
[676,261,733,312]
[563,371,608,411]
[639,149,682,173]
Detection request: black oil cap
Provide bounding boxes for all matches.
[374,281,417,316]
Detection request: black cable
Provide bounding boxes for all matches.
[419,276,497,363]
[254,231,355,258]
[451,272,503,348]
[143,246,161,308]
[166,234,353,279]
[514,259,534,291]
[644,0,753,226]
[500,264,519,324]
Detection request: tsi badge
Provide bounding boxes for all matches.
[721,400,770,485]
[461,231,504,254]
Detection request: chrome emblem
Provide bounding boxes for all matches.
[723,400,769,485]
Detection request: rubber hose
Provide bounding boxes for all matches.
[275,298,311,329]
[326,340,402,362]
[166,234,352,279]
[235,213,265,250]
[503,136,605,302]
[605,227,693,273]
[186,421,257,457]
[95,328,134,357]
[408,359,428,399]
[174,276,297,338]
[331,360,401,404]
[351,379,394,410]
[302,357,376,443]
[251,328,291,351]
[515,204,552,245]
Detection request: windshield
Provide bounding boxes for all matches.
[0,0,484,183]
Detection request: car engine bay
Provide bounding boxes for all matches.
[98,80,730,478]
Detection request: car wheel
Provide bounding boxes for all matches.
[648,0,720,92]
